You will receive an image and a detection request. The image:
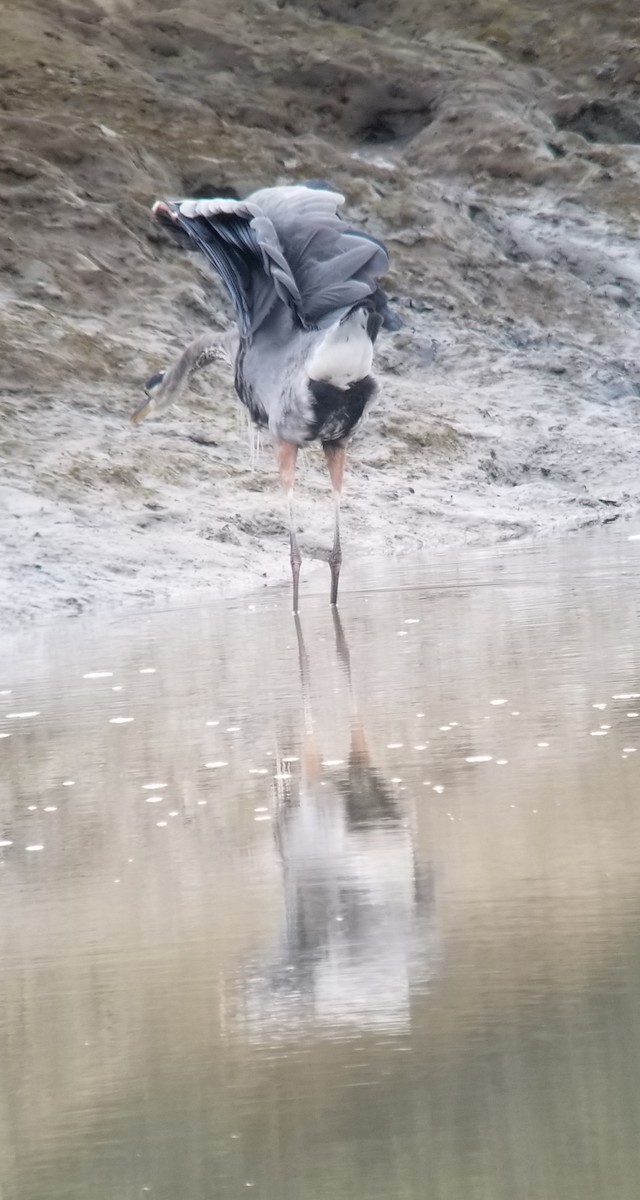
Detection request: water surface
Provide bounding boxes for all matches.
[2,527,640,1199]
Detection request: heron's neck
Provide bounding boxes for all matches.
[307,312,374,389]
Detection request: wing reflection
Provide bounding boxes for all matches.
[239,612,438,1037]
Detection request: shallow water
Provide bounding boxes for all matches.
[2,526,640,1200]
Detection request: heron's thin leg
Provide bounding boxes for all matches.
[294,615,322,781]
[323,442,347,607]
[331,607,352,682]
[331,607,367,760]
[277,441,301,614]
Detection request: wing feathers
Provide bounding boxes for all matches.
[152,187,389,335]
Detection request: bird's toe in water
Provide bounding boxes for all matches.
[291,558,301,615]
[329,561,341,607]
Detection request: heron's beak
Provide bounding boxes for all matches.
[130,394,155,426]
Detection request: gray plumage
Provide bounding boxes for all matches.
[132,183,392,612]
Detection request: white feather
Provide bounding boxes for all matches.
[307,308,373,388]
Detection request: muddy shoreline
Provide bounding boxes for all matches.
[2,0,640,629]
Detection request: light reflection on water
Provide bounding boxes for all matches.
[2,526,640,1199]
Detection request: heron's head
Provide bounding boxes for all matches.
[130,370,166,426]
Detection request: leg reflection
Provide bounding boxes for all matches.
[240,613,439,1036]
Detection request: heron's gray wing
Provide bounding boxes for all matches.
[152,197,304,336]
[152,187,389,333]
[247,185,389,325]
[300,182,400,327]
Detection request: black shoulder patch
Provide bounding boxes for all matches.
[235,346,269,427]
[367,311,383,343]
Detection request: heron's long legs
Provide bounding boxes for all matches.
[323,442,347,607]
[277,441,301,614]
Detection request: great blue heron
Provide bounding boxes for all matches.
[131,184,391,612]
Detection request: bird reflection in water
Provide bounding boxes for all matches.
[239,612,438,1037]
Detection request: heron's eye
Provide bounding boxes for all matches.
[145,370,166,391]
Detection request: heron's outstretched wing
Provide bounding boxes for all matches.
[152,186,389,336]
[152,196,299,336]
[301,179,401,329]
[248,185,388,325]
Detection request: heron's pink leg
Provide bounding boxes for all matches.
[276,441,301,614]
[323,442,347,607]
